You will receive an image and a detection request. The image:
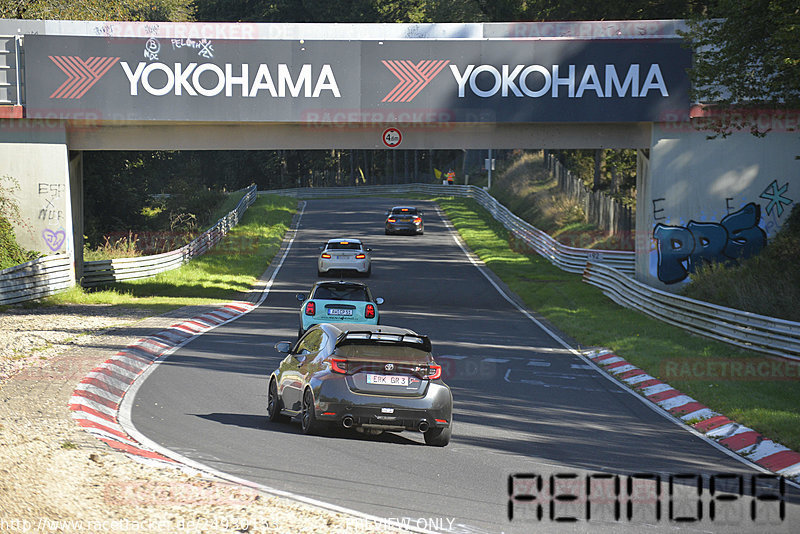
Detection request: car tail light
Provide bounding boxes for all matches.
[365,304,375,318]
[387,217,396,222]
[355,253,366,259]
[330,358,348,374]
[413,217,422,223]
[321,253,331,259]
[304,302,316,316]
[425,364,442,380]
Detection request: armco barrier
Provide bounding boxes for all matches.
[0,185,257,304]
[264,183,635,275]
[583,261,800,361]
[0,254,73,305]
[81,184,257,286]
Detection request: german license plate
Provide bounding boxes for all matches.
[327,308,353,316]
[366,374,408,386]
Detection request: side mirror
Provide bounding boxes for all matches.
[296,293,306,301]
[375,297,384,305]
[319,245,324,250]
[274,341,292,354]
[385,210,390,215]
[366,248,372,252]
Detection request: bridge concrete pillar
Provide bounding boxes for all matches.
[69,150,83,281]
[0,121,75,284]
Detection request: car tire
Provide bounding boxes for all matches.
[317,269,324,277]
[385,229,390,235]
[301,388,327,435]
[363,265,371,278]
[423,420,452,447]
[267,379,290,424]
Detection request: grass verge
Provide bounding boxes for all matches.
[38,194,296,314]
[435,195,800,452]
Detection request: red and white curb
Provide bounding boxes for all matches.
[69,302,256,465]
[589,349,800,483]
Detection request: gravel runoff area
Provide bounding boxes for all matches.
[0,304,405,534]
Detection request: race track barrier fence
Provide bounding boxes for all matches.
[0,254,73,305]
[81,184,257,286]
[582,261,800,361]
[0,185,257,304]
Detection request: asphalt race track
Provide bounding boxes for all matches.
[129,197,800,533]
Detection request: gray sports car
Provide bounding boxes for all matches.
[267,323,453,446]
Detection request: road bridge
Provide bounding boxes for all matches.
[0,19,796,289]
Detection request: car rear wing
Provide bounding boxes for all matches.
[335,330,432,352]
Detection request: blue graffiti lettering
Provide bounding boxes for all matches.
[652,203,766,284]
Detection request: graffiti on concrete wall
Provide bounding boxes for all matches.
[651,180,793,285]
[652,203,767,285]
[37,182,66,252]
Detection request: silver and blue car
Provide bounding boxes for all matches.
[296,281,383,337]
[267,323,453,446]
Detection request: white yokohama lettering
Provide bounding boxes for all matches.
[449,63,668,98]
[120,62,341,98]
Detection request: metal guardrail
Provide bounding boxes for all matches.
[0,255,73,305]
[81,184,258,286]
[583,262,800,361]
[265,183,636,275]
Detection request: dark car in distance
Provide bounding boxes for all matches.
[385,206,424,235]
[267,323,453,446]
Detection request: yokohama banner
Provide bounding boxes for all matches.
[24,35,691,123]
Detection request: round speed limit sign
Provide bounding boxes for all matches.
[382,128,402,148]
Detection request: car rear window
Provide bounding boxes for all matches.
[327,242,362,250]
[313,285,369,301]
[391,208,418,215]
[335,344,430,361]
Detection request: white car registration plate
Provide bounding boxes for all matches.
[327,308,353,316]
[366,374,408,386]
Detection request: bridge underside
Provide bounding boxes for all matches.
[67,122,652,150]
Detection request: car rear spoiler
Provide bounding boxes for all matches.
[335,330,432,352]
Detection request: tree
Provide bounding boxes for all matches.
[681,0,800,136]
[0,0,194,21]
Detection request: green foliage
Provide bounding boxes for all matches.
[681,203,800,321]
[681,0,800,136]
[0,0,195,21]
[0,216,31,269]
[50,194,296,308]
[0,175,36,270]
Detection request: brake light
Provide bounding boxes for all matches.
[365,304,375,319]
[413,217,422,224]
[387,218,396,222]
[304,302,316,316]
[355,253,366,259]
[330,358,348,374]
[425,364,442,380]
[321,253,331,259]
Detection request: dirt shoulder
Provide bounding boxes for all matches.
[0,304,400,533]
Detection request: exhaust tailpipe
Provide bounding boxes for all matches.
[342,415,354,429]
[418,420,430,432]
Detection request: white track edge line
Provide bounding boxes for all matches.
[118,201,436,534]
[435,204,800,491]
